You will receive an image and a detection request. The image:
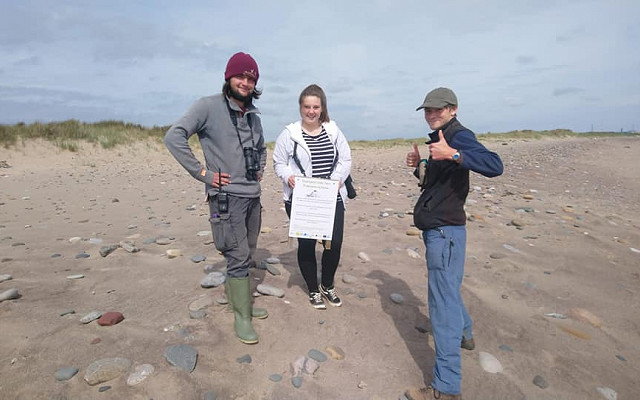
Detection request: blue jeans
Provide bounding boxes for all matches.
[423,226,472,395]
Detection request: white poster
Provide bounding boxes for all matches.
[288,177,339,240]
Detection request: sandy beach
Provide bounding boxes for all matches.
[1,135,639,400]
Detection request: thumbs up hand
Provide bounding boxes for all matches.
[428,130,456,161]
[406,143,421,168]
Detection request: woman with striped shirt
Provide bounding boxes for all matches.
[273,84,352,309]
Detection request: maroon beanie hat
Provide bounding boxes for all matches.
[224,52,259,83]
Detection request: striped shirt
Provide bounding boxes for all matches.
[302,129,335,178]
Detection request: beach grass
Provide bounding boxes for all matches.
[1,120,637,151]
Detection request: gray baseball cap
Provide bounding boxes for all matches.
[416,87,458,111]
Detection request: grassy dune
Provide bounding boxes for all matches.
[1,120,637,151]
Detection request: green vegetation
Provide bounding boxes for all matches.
[1,120,637,151]
[0,120,169,150]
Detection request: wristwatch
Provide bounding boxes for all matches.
[452,151,461,162]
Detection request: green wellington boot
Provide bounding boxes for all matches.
[227,277,259,344]
[224,281,268,319]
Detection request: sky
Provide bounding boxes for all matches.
[1,0,639,142]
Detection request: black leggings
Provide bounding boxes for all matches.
[285,200,345,293]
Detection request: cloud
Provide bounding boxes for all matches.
[553,87,585,96]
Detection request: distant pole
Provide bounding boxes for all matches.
[591,123,593,132]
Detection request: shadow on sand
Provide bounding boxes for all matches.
[367,269,435,386]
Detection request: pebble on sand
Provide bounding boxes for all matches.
[126,364,154,386]
[0,287,19,302]
[164,344,198,372]
[54,366,79,381]
[596,387,618,400]
[342,274,357,284]
[84,357,132,385]
[479,352,503,373]
[256,284,285,297]
[166,249,181,258]
[97,312,124,326]
[569,307,602,328]
[533,375,549,389]
[80,311,103,324]
[325,345,345,360]
[358,252,371,262]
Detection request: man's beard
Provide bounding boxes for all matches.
[229,86,252,104]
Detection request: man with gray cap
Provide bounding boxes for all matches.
[404,87,503,400]
[164,52,268,345]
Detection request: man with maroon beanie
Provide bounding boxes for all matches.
[164,52,268,344]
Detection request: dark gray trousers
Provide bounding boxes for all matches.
[208,194,261,278]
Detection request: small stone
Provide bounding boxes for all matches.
[99,245,120,257]
[261,226,273,233]
[155,237,172,245]
[126,364,154,386]
[569,307,602,328]
[265,263,281,276]
[84,357,132,385]
[54,366,79,381]
[615,354,626,362]
[489,253,506,259]
[357,381,367,389]
[189,309,206,319]
[0,288,20,302]
[264,257,280,264]
[236,354,252,364]
[98,386,111,392]
[204,391,217,400]
[197,230,212,237]
[75,252,90,259]
[256,284,285,297]
[166,249,181,258]
[0,274,13,283]
[406,227,421,236]
[59,309,75,317]
[190,254,206,263]
[69,237,82,243]
[499,344,513,352]
[51,253,62,258]
[307,349,327,362]
[357,252,370,262]
[533,375,548,389]
[188,295,214,312]
[596,387,618,400]
[291,376,303,388]
[325,345,345,360]
[406,248,421,259]
[342,274,357,284]
[478,352,503,373]
[201,272,225,288]
[66,274,85,280]
[268,373,282,382]
[559,324,591,340]
[164,344,198,372]
[119,241,140,253]
[80,311,103,324]
[390,293,404,304]
[90,338,101,345]
[97,312,124,326]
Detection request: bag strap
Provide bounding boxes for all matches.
[292,136,339,178]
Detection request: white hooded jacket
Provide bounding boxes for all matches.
[273,120,352,205]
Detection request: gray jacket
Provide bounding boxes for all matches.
[164,93,266,198]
